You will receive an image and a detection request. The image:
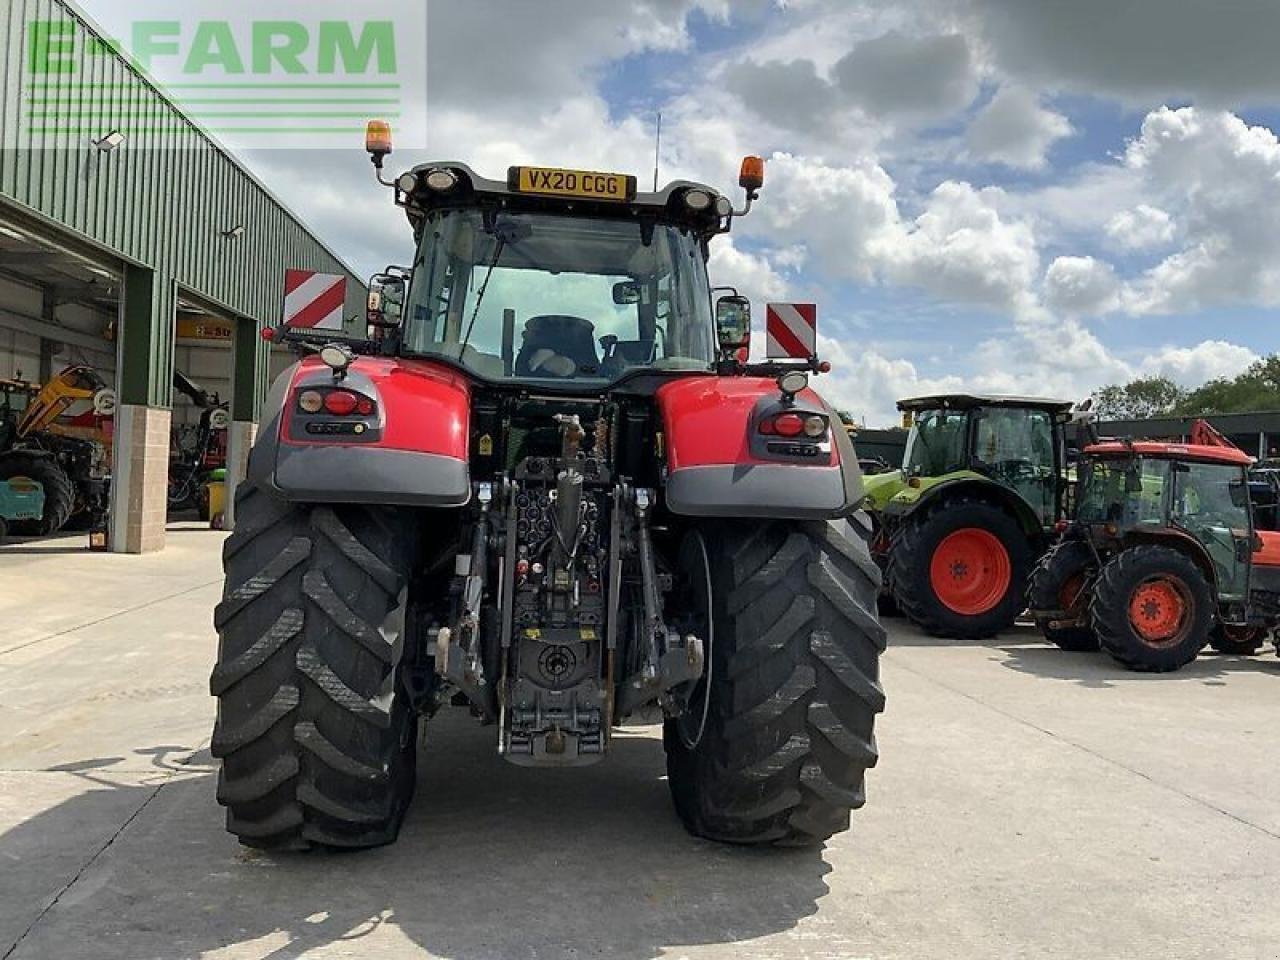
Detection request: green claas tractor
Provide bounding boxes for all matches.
[863,394,1076,638]
[1029,432,1280,671]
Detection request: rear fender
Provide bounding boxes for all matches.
[656,376,861,520]
[889,477,1045,538]
[247,356,472,507]
[1121,530,1220,595]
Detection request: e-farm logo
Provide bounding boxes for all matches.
[19,1,426,150]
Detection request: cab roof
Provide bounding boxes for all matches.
[897,393,1074,413]
[398,161,729,237]
[1084,441,1254,467]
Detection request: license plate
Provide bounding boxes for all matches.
[508,166,636,202]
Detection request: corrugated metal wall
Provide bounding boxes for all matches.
[0,0,366,407]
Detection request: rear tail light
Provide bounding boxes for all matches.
[296,388,376,417]
[759,412,827,439]
[323,391,359,416]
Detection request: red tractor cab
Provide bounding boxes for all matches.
[1029,433,1280,671]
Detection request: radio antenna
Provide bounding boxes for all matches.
[652,111,662,191]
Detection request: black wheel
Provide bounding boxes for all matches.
[1028,540,1099,651]
[1208,625,1266,656]
[1090,545,1213,672]
[0,452,75,535]
[210,482,419,850]
[663,514,887,847]
[887,497,1034,639]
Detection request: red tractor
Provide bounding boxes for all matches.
[1029,424,1280,671]
[209,130,886,851]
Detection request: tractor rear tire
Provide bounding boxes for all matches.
[1028,540,1099,651]
[663,515,887,847]
[210,482,418,850]
[888,497,1033,639]
[1208,626,1265,656]
[1090,545,1212,672]
[0,452,75,536]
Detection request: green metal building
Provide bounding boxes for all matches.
[0,0,365,551]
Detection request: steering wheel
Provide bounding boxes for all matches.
[992,459,1040,482]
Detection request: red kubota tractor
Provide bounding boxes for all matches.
[209,126,886,851]
[1028,420,1280,671]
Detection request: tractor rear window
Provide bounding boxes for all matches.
[401,209,714,383]
[1078,457,1168,526]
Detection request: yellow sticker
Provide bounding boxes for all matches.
[478,434,493,456]
[524,628,541,639]
[579,628,597,641]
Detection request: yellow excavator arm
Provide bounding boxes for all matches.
[15,366,108,439]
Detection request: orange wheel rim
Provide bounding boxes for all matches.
[929,528,1012,615]
[1059,573,1086,614]
[1128,577,1191,646]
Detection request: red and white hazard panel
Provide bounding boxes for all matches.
[283,270,347,331]
[765,302,817,359]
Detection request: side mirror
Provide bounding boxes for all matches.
[1125,471,1144,494]
[613,281,642,305]
[367,273,406,330]
[715,295,751,353]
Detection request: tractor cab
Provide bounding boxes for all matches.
[1030,436,1280,671]
[891,394,1074,526]
[1077,442,1258,603]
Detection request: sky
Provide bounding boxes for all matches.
[77,0,1280,425]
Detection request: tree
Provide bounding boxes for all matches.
[1091,376,1186,419]
[1175,355,1280,414]
[1093,355,1280,420]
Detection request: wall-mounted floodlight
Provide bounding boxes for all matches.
[92,131,126,153]
[221,225,246,240]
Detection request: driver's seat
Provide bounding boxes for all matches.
[515,315,599,376]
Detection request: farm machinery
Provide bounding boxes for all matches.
[862,394,1076,638]
[0,366,114,535]
[1029,423,1280,671]
[208,130,886,851]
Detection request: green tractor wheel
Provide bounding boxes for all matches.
[888,497,1034,640]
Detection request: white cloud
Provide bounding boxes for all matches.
[873,181,1040,312]
[1119,107,1280,314]
[1105,204,1176,250]
[1043,256,1119,316]
[965,87,1072,170]
[756,153,901,282]
[708,239,791,305]
[1138,341,1259,387]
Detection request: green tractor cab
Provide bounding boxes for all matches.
[867,394,1077,638]
[1029,438,1280,671]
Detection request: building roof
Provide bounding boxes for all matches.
[1084,441,1254,467]
[897,393,1075,413]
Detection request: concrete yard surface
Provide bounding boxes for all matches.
[2,529,1278,960]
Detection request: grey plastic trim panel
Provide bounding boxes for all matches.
[271,445,471,507]
[665,463,851,519]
